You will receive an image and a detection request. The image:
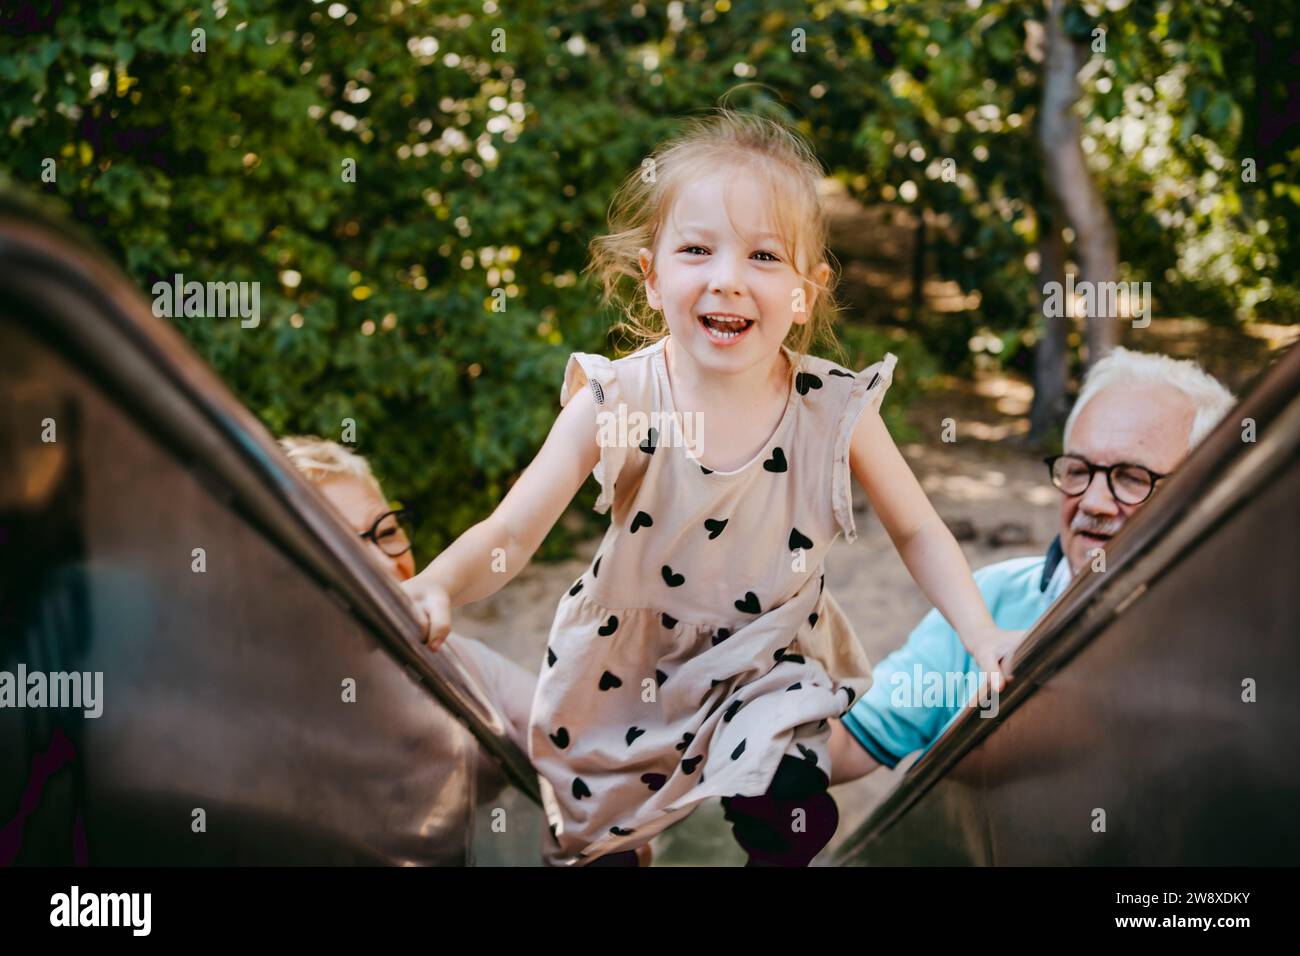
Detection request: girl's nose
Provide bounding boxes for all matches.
[709,256,746,297]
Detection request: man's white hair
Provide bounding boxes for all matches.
[1064,347,1236,452]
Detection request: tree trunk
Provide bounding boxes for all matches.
[909,213,926,323]
[1030,206,1070,440]
[1039,0,1120,365]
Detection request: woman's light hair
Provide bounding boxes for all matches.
[279,435,385,498]
[586,106,843,360]
[1064,348,1236,452]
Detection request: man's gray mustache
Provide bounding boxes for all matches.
[1071,514,1125,536]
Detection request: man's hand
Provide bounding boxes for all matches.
[401,576,453,651]
[962,624,1028,693]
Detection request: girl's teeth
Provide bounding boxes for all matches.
[701,315,751,339]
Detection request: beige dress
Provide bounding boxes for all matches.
[529,335,898,865]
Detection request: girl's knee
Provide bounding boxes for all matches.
[767,753,831,800]
[722,757,839,865]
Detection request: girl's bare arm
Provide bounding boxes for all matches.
[848,405,1025,685]
[404,383,602,643]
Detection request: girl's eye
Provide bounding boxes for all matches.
[680,245,709,255]
[751,250,781,262]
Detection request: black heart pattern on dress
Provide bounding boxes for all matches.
[819,573,825,594]
[723,699,745,722]
[843,685,857,706]
[795,372,823,395]
[662,565,685,587]
[730,739,747,760]
[828,368,854,378]
[593,555,601,577]
[598,615,618,636]
[631,510,653,533]
[625,726,645,745]
[704,518,728,539]
[572,777,591,799]
[599,670,622,691]
[546,647,557,667]
[611,826,634,836]
[641,772,667,792]
[655,669,668,686]
[866,372,881,389]
[734,591,761,614]
[711,628,731,646]
[661,613,677,628]
[639,427,658,454]
[762,447,788,473]
[675,732,695,752]
[788,527,813,551]
[774,647,805,665]
[700,465,713,475]
[786,682,802,692]
[682,755,703,774]
[569,579,583,596]
[550,727,570,748]
[797,743,819,765]
[808,612,819,627]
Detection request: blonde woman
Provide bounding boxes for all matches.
[278,435,535,754]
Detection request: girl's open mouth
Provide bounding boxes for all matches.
[698,314,755,345]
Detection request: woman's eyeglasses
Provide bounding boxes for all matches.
[1043,454,1169,506]
[359,508,413,557]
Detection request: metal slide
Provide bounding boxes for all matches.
[835,341,1300,865]
[0,195,544,865]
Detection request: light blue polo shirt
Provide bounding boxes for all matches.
[840,537,1073,769]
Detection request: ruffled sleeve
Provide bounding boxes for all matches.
[561,351,624,515]
[831,352,898,542]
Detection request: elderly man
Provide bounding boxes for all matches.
[829,348,1236,784]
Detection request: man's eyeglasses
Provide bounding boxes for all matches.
[1044,454,1169,506]
[359,508,413,557]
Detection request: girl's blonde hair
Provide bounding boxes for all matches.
[587,107,843,360]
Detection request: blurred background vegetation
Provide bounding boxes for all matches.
[2,0,1296,561]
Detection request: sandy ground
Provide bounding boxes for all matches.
[454,368,1064,865]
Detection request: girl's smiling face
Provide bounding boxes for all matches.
[638,166,828,376]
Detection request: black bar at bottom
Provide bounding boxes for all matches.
[0,866,1287,940]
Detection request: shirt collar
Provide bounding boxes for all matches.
[1039,534,1071,599]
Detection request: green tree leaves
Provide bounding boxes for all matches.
[1,0,1293,558]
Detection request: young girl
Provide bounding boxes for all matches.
[403,110,1024,867]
